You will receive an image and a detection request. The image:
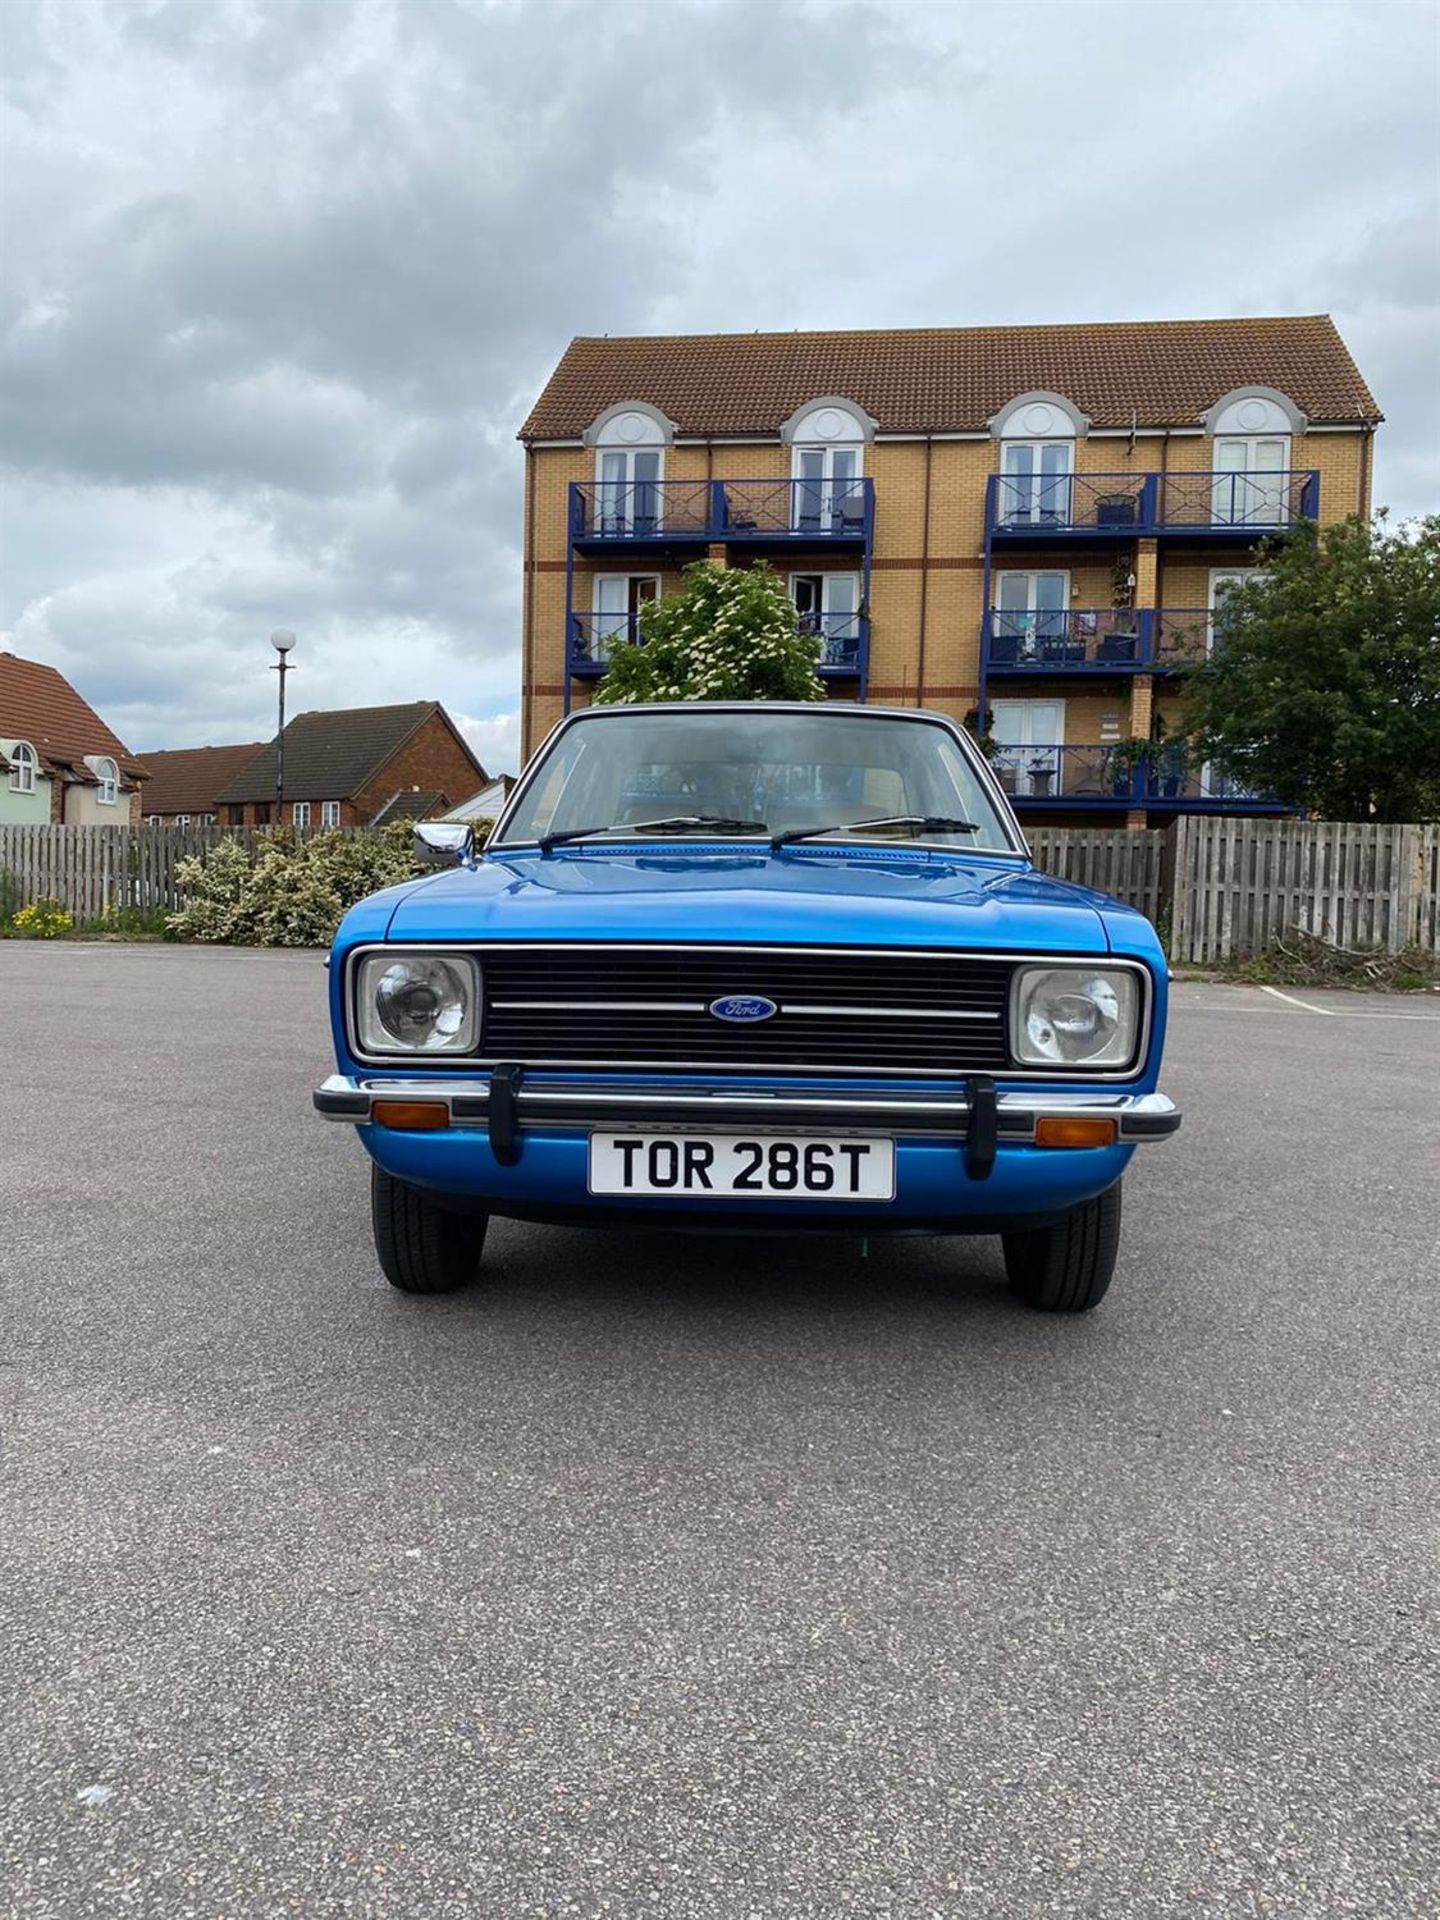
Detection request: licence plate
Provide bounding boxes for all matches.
[588,1133,896,1201]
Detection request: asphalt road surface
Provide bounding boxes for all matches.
[3,944,1437,1919]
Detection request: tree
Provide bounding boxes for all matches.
[1179,515,1440,821]
[593,561,825,705]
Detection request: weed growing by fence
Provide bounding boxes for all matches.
[1215,930,1439,993]
[9,897,75,939]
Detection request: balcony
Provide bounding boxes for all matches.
[798,610,869,677]
[982,607,1220,673]
[986,471,1319,540]
[569,612,642,677]
[568,478,875,549]
[569,610,869,681]
[993,744,1278,811]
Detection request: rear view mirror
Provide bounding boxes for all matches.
[413,822,474,867]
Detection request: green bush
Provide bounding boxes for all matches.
[167,823,479,947]
[595,561,825,705]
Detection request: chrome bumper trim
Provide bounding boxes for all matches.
[314,1074,1180,1142]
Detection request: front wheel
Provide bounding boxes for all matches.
[1002,1182,1121,1313]
[371,1166,488,1294]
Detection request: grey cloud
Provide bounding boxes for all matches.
[1,0,1435,774]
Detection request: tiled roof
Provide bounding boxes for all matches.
[215,702,484,804]
[0,652,147,782]
[519,316,1380,440]
[369,788,449,826]
[138,742,267,815]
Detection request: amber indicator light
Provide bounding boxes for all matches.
[372,1100,449,1131]
[1034,1116,1118,1150]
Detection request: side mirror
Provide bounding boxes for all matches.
[413,822,474,867]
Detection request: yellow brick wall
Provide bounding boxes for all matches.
[521,430,1373,759]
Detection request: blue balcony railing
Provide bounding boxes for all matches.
[986,471,1319,537]
[993,743,1270,806]
[1161,469,1319,530]
[984,608,1149,669]
[569,478,875,545]
[570,612,643,673]
[1152,608,1213,667]
[799,611,868,673]
[569,609,869,678]
[982,606,1227,671]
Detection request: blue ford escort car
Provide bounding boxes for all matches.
[316,703,1180,1311]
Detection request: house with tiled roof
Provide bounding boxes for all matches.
[138,742,268,825]
[0,652,148,826]
[212,702,488,830]
[519,315,1381,824]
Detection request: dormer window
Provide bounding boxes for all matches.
[7,740,38,794]
[989,393,1090,530]
[92,756,119,805]
[780,399,873,535]
[585,403,675,536]
[1203,390,1306,527]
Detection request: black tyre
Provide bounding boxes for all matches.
[370,1165,487,1295]
[1002,1182,1122,1313]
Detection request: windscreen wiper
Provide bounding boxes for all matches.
[771,814,980,851]
[539,815,768,856]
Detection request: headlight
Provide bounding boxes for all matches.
[356,952,480,1055]
[1011,965,1142,1070]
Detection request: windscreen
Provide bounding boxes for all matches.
[497,709,1016,852]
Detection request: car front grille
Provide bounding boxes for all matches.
[476,945,1013,1076]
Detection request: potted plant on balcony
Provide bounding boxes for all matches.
[1102,735,1150,797]
[962,707,1001,763]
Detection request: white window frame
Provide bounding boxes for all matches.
[321,800,341,828]
[588,574,660,661]
[788,571,863,665]
[783,401,869,536]
[292,801,311,828]
[174,814,190,828]
[7,740,37,794]
[989,698,1066,798]
[1212,436,1290,526]
[992,570,1071,659]
[94,757,119,806]
[1207,568,1250,655]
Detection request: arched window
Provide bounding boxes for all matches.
[780,398,874,535]
[7,740,38,794]
[989,393,1090,529]
[585,402,676,536]
[93,757,119,805]
[1201,389,1306,527]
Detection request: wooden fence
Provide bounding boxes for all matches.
[2,820,1437,959]
[0,824,283,921]
[1169,818,1440,963]
[1026,826,1166,920]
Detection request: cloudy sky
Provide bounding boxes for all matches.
[3,0,1437,773]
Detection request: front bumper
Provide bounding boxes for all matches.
[314,1072,1181,1142]
[315,1071,1178,1229]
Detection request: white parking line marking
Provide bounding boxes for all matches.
[1259,985,1338,1015]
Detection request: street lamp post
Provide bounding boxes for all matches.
[270,630,296,823]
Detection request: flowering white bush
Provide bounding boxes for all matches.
[594,562,825,705]
[167,823,489,947]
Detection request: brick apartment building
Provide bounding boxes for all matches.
[518,317,1380,824]
[207,702,488,828]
